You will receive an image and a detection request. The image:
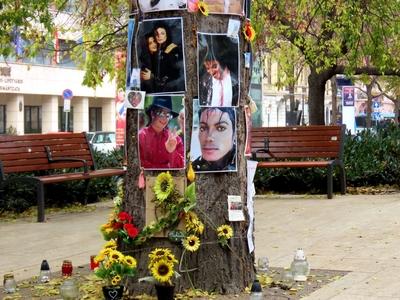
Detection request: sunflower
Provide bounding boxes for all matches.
[124,255,137,268]
[182,235,201,252]
[198,0,209,16]
[149,248,172,261]
[243,20,256,42]
[165,253,178,264]
[109,250,123,263]
[94,253,105,263]
[111,275,121,286]
[150,259,174,284]
[104,240,117,250]
[217,224,233,239]
[153,172,175,202]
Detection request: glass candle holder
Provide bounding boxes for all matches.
[3,273,17,293]
[59,278,79,300]
[62,260,73,277]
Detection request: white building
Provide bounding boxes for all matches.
[0,7,117,135]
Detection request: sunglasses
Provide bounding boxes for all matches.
[154,110,172,119]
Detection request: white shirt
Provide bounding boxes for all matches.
[211,71,233,107]
[139,0,186,12]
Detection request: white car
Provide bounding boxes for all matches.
[86,131,116,153]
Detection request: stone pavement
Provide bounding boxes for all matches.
[1,193,400,299]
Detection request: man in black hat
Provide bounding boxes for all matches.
[139,96,184,169]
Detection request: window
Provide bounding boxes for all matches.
[58,106,74,132]
[0,105,5,134]
[24,106,42,133]
[89,107,102,131]
[58,39,77,67]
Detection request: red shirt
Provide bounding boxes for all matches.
[139,126,184,169]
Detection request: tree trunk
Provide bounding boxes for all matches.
[123,9,253,297]
[365,82,373,128]
[308,68,328,125]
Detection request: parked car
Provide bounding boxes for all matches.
[86,131,116,153]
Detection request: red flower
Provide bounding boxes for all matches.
[124,223,139,238]
[118,211,133,223]
[113,221,123,230]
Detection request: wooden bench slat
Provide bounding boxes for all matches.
[38,168,126,184]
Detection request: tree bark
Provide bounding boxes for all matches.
[123,9,254,297]
[308,68,333,124]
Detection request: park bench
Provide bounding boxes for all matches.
[251,125,346,199]
[0,132,126,222]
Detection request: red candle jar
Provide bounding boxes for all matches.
[90,255,99,270]
[61,260,73,277]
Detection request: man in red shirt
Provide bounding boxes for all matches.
[139,96,184,169]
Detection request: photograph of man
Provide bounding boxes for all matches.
[125,91,145,109]
[137,18,186,94]
[188,0,243,15]
[191,101,237,172]
[198,33,239,107]
[138,0,186,12]
[139,95,185,170]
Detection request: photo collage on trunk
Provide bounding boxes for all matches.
[125,0,245,172]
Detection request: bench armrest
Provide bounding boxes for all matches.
[45,146,89,174]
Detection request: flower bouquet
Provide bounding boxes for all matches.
[139,248,180,300]
[100,211,139,243]
[94,240,137,300]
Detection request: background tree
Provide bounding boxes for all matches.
[252,0,400,124]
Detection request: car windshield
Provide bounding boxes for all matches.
[93,133,115,143]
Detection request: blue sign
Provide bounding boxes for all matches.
[372,112,381,120]
[372,101,380,109]
[62,89,73,100]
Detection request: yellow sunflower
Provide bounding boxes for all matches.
[153,172,175,202]
[148,248,173,262]
[217,224,233,239]
[150,259,174,284]
[182,235,201,252]
[94,253,105,263]
[124,255,137,268]
[104,240,117,250]
[111,275,121,286]
[165,253,178,264]
[198,1,209,16]
[109,250,123,263]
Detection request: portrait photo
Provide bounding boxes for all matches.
[197,33,240,107]
[188,0,244,15]
[138,0,186,13]
[125,90,145,109]
[190,99,237,173]
[136,17,186,94]
[139,95,185,170]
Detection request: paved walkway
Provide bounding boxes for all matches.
[1,193,400,299]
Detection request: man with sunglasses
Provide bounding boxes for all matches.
[139,96,184,169]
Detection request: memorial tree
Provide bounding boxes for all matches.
[120,0,257,297]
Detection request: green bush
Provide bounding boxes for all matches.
[254,124,400,194]
[0,147,124,213]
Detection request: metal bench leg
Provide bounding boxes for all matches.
[339,164,346,195]
[37,181,45,222]
[83,179,90,205]
[327,165,333,199]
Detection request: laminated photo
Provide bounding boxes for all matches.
[136,17,186,94]
[190,99,237,173]
[125,90,145,109]
[138,94,185,170]
[197,33,240,107]
[138,0,186,12]
[188,0,244,15]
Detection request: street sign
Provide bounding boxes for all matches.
[372,101,380,109]
[63,99,71,112]
[62,89,73,100]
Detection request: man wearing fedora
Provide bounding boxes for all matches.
[139,96,184,169]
